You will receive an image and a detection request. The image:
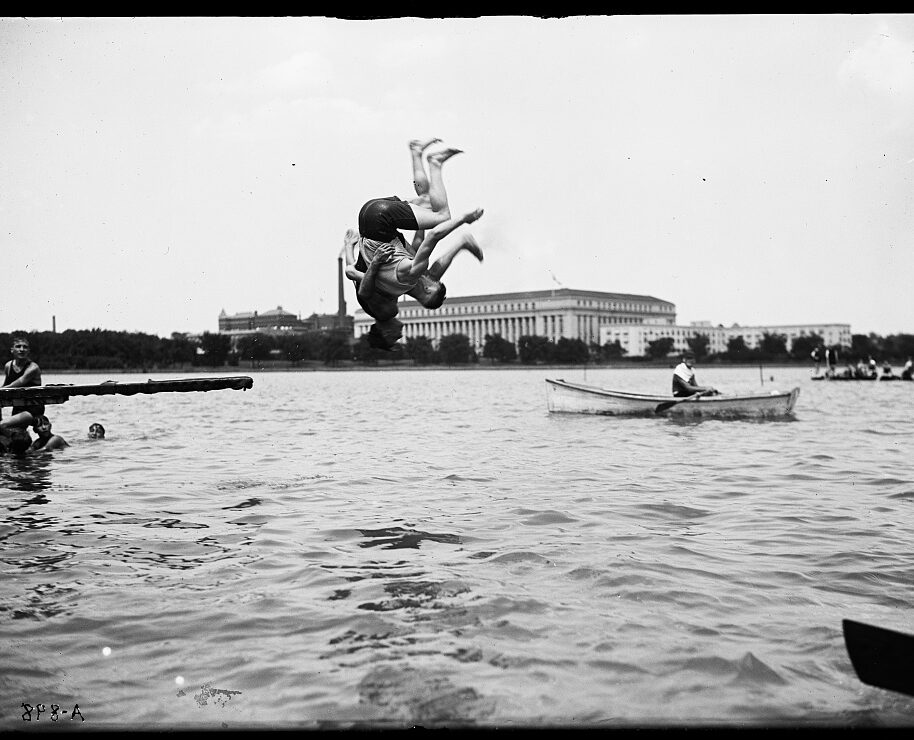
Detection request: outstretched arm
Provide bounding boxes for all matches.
[673,374,717,397]
[3,361,41,388]
[358,244,395,301]
[409,228,425,256]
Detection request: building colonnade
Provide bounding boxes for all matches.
[352,288,677,349]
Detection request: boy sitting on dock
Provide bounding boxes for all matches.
[1,336,44,432]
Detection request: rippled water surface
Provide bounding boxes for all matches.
[2,366,912,728]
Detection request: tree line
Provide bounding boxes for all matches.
[2,328,912,370]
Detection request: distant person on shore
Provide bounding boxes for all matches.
[881,361,895,379]
[1,336,44,432]
[902,357,913,381]
[672,350,719,398]
[824,347,839,377]
[88,422,106,439]
[868,356,878,378]
[811,346,823,375]
[29,415,69,453]
[344,137,484,350]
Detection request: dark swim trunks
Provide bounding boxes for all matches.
[358,196,419,241]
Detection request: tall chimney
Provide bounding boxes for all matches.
[52,315,56,333]
[337,256,347,318]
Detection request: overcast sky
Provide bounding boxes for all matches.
[2,15,912,339]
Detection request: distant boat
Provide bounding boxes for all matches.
[0,376,254,409]
[811,374,909,381]
[545,379,800,418]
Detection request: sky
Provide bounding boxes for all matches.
[1,15,913,339]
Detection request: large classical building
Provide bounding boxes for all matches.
[352,285,851,356]
[600,320,852,357]
[353,288,677,349]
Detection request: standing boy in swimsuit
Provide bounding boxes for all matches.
[1,336,44,431]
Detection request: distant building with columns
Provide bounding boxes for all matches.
[600,321,852,357]
[352,288,677,349]
[218,305,352,347]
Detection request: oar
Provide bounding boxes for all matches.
[655,389,711,414]
[842,619,914,697]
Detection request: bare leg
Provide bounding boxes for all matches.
[425,147,461,212]
[427,233,484,280]
[0,411,36,431]
[406,208,483,280]
[409,138,440,196]
[408,147,463,229]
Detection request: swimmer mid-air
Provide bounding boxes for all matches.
[343,138,484,350]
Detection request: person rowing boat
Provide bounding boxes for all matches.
[671,349,719,398]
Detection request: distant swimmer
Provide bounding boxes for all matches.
[344,138,484,350]
[1,336,44,432]
[88,422,106,439]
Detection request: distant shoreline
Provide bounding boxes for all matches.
[45,362,808,375]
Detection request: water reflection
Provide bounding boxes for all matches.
[0,453,54,493]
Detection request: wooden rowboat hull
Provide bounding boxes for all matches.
[545,378,800,418]
[0,376,254,408]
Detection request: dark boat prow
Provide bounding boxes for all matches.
[842,618,914,697]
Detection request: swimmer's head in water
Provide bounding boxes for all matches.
[88,423,106,439]
[368,319,403,351]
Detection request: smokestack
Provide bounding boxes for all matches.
[337,256,346,318]
[52,315,56,333]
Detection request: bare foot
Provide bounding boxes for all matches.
[462,234,484,262]
[427,147,463,166]
[410,138,441,153]
[463,207,484,224]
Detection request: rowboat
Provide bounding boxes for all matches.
[0,376,254,408]
[545,378,800,418]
